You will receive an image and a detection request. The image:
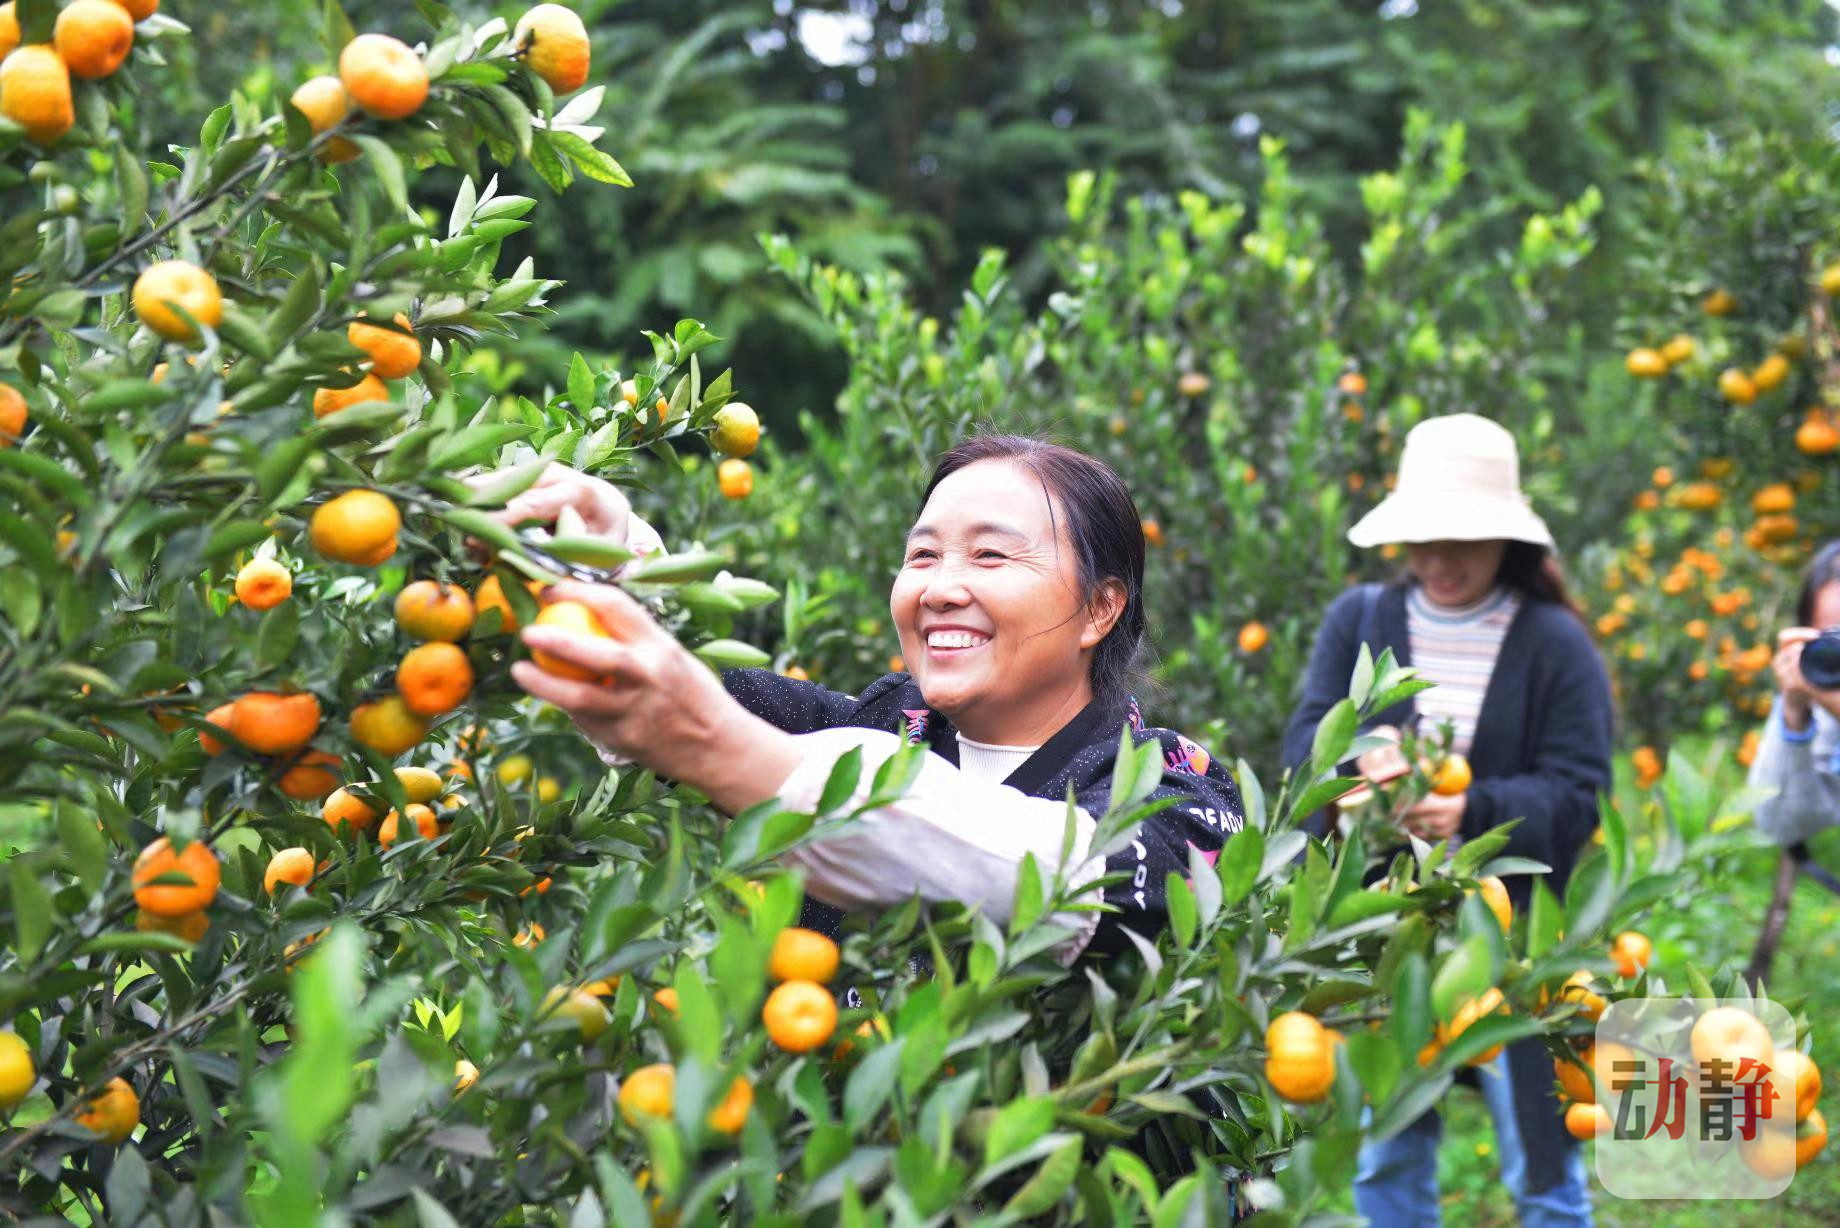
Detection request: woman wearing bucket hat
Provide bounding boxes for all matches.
[1283,413,1611,1228]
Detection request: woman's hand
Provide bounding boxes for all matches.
[1355,724,1410,785]
[512,580,801,815]
[1399,790,1464,841]
[475,463,634,544]
[1771,628,1840,731]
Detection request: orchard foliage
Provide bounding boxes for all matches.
[0,5,1804,1227]
[727,112,1602,763]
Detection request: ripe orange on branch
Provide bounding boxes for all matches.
[706,1076,753,1134]
[397,642,474,716]
[116,0,158,18]
[197,701,238,755]
[263,847,317,894]
[0,383,26,447]
[394,765,445,803]
[1716,368,1757,405]
[312,372,389,418]
[234,557,293,610]
[1471,874,1512,933]
[530,599,614,682]
[1609,930,1651,978]
[55,0,133,79]
[769,927,839,984]
[762,980,837,1052]
[322,787,380,834]
[543,985,610,1042]
[618,1063,675,1125]
[0,1032,31,1110]
[712,402,760,458]
[515,4,592,94]
[1564,1101,1610,1140]
[1767,1049,1822,1122]
[1690,1006,1775,1083]
[350,695,430,757]
[1439,987,1509,1065]
[1264,1011,1336,1103]
[395,580,475,642]
[74,1077,140,1144]
[0,44,75,146]
[378,803,438,847]
[310,490,400,565]
[339,33,428,120]
[348,313,421,379]
[132,260,223,344]
[278,750,342,799]
[717,458,753,499]
[1238,621,1269,653]
[289,75,358,163]
[1624,348,1667,378]
[1430,753,1471,795]
[132,837,221,917]
[231,691,322,755]
[0,5,18,60]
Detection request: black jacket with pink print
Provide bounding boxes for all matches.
[721,668,1243,954]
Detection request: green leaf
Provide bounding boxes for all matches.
[983,1097,1056,1167]
[1310,699,1358,771]
[549,130,633,187]
[0,449,88,503]
[441,507,523,555]
[10,859,51,960]
[1429,933,1493,1022]
[254,601,301,667]
[205,520,274,560]
[1527,879,1563,958]
[542,535,634,568]
[843,1039,905,1132]
[256,435,317,501]
[1218,826,1262,904]
[56,799,106,892]
[693,639,771,670]
[566,351,595,412]
[815,747,863,814]
[1002,1137,1081,1219]
[349,136,409,214]
[1164,873,1196,949]
[84,379,178,413]
[626,551,729,584]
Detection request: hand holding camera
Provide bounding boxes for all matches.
[1774,627,1840,731]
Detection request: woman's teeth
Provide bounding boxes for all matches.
[927,630,990,649]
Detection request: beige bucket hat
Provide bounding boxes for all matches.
[1347,413,1555,549]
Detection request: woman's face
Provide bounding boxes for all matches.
[1406,539,1508,608]
[1809,581,1840,629]
[891,459,1122,741]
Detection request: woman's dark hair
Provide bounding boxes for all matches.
[1498,540,1583,616]
[1795,539,1840,625]
[920,435,1148,702]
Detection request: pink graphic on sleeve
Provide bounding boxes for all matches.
[1165,734,1212,777]
[902,709,930,745]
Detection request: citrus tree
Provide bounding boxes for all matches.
[0,3,1802,1223]
[1580,122,1840,758]
[701,112,1607,768]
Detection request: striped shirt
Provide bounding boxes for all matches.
[1406,584,1521,756]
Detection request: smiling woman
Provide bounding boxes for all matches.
[492,437,1242,959]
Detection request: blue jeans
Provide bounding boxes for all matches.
[1353,1056,1593,1228]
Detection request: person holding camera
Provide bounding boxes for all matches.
[1748,541,1840,845]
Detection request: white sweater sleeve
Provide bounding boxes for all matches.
[773,727,1105,963]
[1748,698,1840,846]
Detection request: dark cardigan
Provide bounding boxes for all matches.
[1282,581,1614,1196]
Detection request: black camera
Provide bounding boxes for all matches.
[1800,629,1840,691]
